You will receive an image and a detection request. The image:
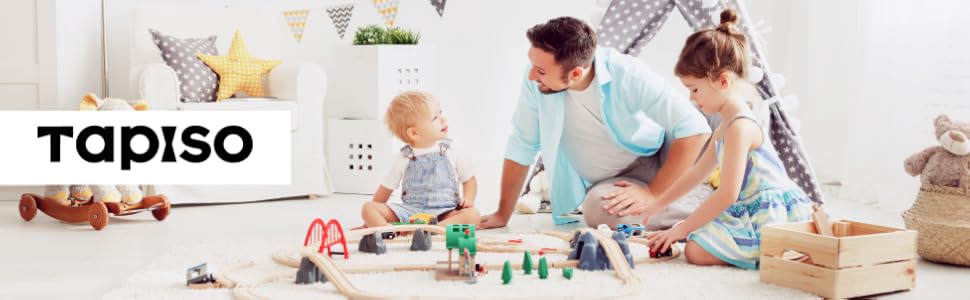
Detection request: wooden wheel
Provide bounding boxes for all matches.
[152,202,170,221]
[19,194,37,221]
[88,202,109,230]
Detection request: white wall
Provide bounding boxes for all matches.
[103,0,601,205]
[78,0,818,206]
[780,1,863,184]
[55,0,103,110]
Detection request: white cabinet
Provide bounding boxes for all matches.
[325,45,436,194]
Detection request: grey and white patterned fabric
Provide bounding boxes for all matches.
[327,4,355,39]
[429,0,448,17]
[596,0,825,203]
[149,29,219,103]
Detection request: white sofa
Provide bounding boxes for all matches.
[128,5,332,203]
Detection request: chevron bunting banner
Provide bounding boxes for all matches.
[428,0,447,17]
[372,0,400,28]
[326,4,355,39]
[281,9,309,43]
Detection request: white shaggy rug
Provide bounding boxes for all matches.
[103,233,814,299]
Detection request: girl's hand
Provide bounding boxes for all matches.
[646,225,689,253]
[602,181,654,216]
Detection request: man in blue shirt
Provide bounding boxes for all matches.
[479,17,711,229]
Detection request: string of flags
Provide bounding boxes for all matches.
[373,0,401,28]
[326,4,355,39]
[281,0,448,43]
[281,9,309,43]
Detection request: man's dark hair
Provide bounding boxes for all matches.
[526,17,597,80]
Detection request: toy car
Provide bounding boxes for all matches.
[187,263,215,285]
[18,193,170,230]
[649,245,674,258]
[616,223,646,238]
[186,262,222,289]
[409,213,438,225]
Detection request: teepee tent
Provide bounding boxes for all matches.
[598,0,824,203]
[523,0,824,205]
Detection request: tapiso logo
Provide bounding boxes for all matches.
[38,125,253,170]
[0,111,290,185]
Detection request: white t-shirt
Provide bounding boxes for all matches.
[381,141,475,190]
[561,81,640,183]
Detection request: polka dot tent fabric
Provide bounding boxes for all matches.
[196,31,282,101]
[149,29,219,103]
[596,0,824,203]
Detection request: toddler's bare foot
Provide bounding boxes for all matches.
[350,224,367,231]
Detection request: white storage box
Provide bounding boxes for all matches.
[326,119,401,194]
[325,45,437,120]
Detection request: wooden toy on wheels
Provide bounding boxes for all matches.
[18,193,171,230]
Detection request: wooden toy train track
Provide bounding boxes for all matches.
[18,193,171,230]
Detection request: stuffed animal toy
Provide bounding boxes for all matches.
[43,93,149,205]
[517,166,551,214]
[904,114,970,187]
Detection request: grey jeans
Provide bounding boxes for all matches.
[580,155,702,231]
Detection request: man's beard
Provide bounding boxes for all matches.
[537,81,570,95]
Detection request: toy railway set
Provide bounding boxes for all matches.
[186,219,679,299]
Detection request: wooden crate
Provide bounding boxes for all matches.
[759,220,917,299]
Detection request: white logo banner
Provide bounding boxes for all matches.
[0,111,291,185]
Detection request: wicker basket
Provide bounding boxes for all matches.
[902,156,970,266]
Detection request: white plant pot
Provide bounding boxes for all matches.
[326,45,438,120]
[326,119,402,194]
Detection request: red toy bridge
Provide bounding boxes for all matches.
[303,218,349,259]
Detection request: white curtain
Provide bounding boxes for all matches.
[840,0,970,211]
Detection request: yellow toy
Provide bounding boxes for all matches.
[707,167,722,189]
[409,213,438,225]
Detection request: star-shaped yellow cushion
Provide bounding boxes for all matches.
[197,30,281,100]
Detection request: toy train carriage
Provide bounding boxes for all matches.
[409,213,439,225]
[616,223,646,238]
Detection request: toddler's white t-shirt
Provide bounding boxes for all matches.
[381,141,475,190]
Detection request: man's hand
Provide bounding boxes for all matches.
[479,212,510,229]
[602,181,655,216]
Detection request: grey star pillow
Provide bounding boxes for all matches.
[149,29,219,103]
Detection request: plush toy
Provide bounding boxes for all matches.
[904,114,970,187]
[517,166,551,214]
[43,93,149,205]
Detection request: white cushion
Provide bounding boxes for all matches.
[178,98,297,131]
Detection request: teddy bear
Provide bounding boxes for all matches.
[43,93,149,205]
[904,114,970,187]
[516,159,551,214]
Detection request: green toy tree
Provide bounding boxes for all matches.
[562,267,574,280]
[538,257,549,279]
[522,251,533,275]
[502,260,513,284]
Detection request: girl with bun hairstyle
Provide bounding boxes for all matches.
[623,8,815,269]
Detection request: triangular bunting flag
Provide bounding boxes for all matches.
[372,0,400,28]
[326,4,355,39]
[429,0,447,17]
[282,9,309,43]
